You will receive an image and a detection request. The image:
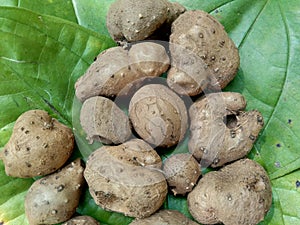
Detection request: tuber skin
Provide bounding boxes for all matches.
[62,216,100,225]
[106,0,185,42]
[163,153,201,195]
[75,46,130,101]
[129,84,188,148]
[129,209,199,225]
[188,92,264,167]
[80,96,131,144]
[75,43,170,102]
[187,159,272,225]
[84,139,168,218]
[129,42,170,77]
[168,10,240,96]
[25,159,85,225]
[0,110,74,178]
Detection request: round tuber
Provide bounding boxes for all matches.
[0,110,74,178]
[84,139,168,218]
[129,84,188,147]
[187,158,272,225]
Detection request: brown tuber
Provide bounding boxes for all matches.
[75,43,170,102]
[25,159,85,225]
[163,153,201,195]
[168,10,240,96]
[62,216,100,225]
[129,84,188,147]
[188,92,264,167]
[84,139,168,218]
[188,159,272,225]
[106,0,185,42]
[80,96,131,144]
[0,110,74,178]
[129,209,199,225]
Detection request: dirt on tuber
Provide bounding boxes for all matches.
[129,84,188,148]
[188,92,264,167]
[163,153,201,196]
[25,159,85,225]
[188,158,272,225]
[84,139,168,218]
[0,110,74,178]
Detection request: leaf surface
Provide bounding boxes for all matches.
[0,6,115,224]
[0,0,300,224]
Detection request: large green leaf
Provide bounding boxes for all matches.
[0,0,300,225]
[1,0,114,35]
[0,6,115,224]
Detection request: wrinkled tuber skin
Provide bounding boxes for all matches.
[129,42,170,77]
[75,43,170,102]
[106,0,180,42]
[62,216,100,225]
[167,55,213,96]
[188,92,264,167]
[84,139,168,218]
[80,96,131,144]
[129,84,188,147]
[148,2,186,40]
[129,209,199,225]
[25,159,85,225]
[168,10,240,95]
[0,110,74,178]
[165,2,186,25]
[163,153,201,195]
[188,159,272,225]
[75,47,131,102]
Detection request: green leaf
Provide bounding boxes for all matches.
[77,190,133,225]
[0,0,114,36]
[0,0,77,23]
[0,161,33,224]
[0,6,115,224]
[260,170,300,225]
[70,0,115,35]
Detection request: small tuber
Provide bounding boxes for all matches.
[163,153,201,195]
[0,110,74,178]
[188,158,272,225]
[129,84,188,147]
[25,159,85,225]
[80,96,131,144]
[84,139,168,218]
[129,209,199,225]
[188,92,264,167]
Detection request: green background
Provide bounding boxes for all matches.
[0,0,299,224]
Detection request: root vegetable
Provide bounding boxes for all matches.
[80,96,131,144]
[187,159,272,225]
[0,110,74,178]
[129,42,170,77]
[129,84,188,147]
[25,159,85,225]
[163,153,201,195]
[168,10,240,95]
[62,216,100,225]
[129,209,199,225]
[188,92,264,167]
[107,0,185,42]
[75,43,170,102]
[75,46,130,101]
[84,139,167,218]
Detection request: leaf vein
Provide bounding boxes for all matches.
[238,0,269,48]
[208,0,236,13]
[260,1,290,136]
[71,0,80,25]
